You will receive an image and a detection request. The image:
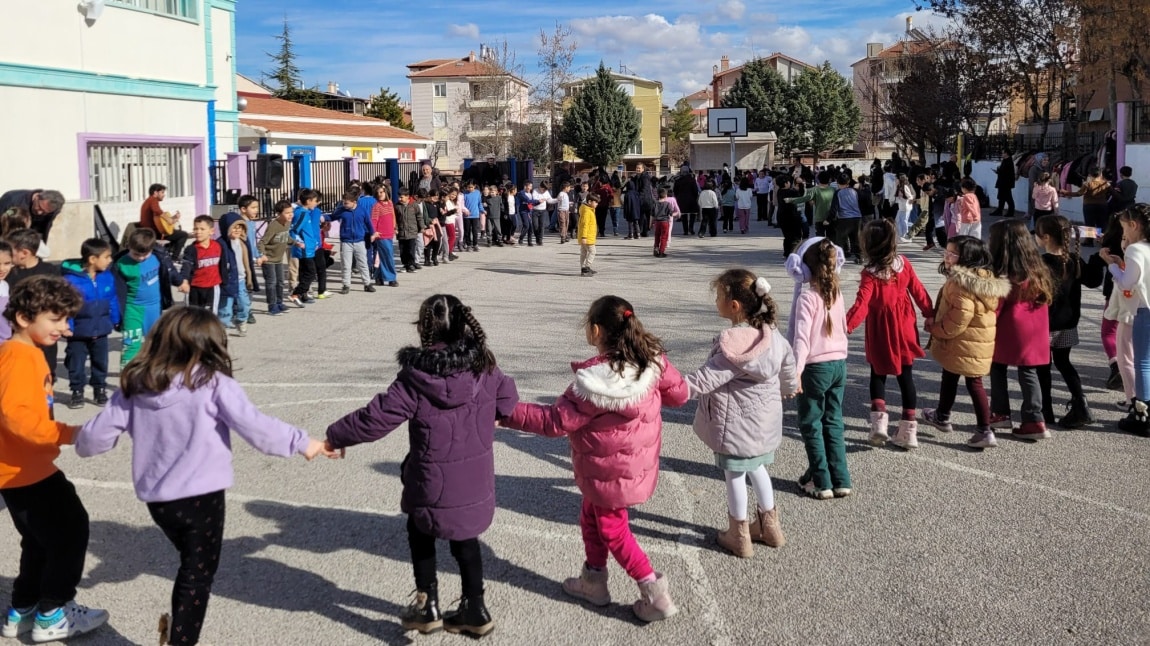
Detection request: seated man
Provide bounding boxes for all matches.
[138,183,188,257]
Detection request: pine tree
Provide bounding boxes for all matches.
[365,87,413,130]
[666,98,697,166]
[560,63,641,168]
[264,18,324,108]
[721,61,797,154]
[791,62,861,162]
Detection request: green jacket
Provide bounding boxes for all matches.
[786,186,837,224]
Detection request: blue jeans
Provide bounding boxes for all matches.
[218,283,251,327]
[1134,308,1150,401]
[367,238,397,282]
[65,335,109,392]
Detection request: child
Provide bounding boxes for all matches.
[987,218,1055,439]
[316,219,335,297]
[440,188,459,261]
[502,184,516,245]
[957,177,982,238]
[651,188,674,258]
[720,180,737,233]
[217,216,253,335]
[329,188,378,294]
[1032,173,1059,222]
[920,236,1011,448]
[1100,205,1150,434]
[5,229,62,381]
[698,180,719,238]
[1,207,50,259]
[326,295,518,637]
[1034,215,1104,428]
[75,307,329,646]
[500,296,688,623]
[846,219,934,448]
[61,238,119,408]
[484,185,504,247]
[367,186,398,286]
[180,215,229,312]
[557,182,573,244]
[461,181,483,252]
[578,193,599,277]
[113,228,187,367]
[289,190,323,307]
[257,200,294,314]
[231,194,261,322]
[734,177,754,234]
[395,189,422,273]
[785,238,850,499]
[0,242,12,342]
[0,276,108,642]
[687,269,797,555]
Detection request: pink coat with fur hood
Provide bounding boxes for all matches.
[686,326,798,458]
[505,355,689,509]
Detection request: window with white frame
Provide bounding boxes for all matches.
[87,144,193,204]
[109,0,197,20]
[627,140,643,155]
[399,148,417,162]
[435,141,449,157]
[432,112,448,128]
[433,83,447,97]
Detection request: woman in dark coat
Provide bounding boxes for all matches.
[673,167,700,236]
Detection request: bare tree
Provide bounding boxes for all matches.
[449,40,529,161]
[534,23,578,169]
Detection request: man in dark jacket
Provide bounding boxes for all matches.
[633,163,656,237]
[0,189,66,241]
[990,150,1016,218]
[673,166,700,236]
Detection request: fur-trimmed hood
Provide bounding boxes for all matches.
[716,326,770,366]
[396,340,486,408]
[948,266,1011,308]
[570,355,661,412]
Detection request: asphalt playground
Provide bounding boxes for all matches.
[16,211,1150,645]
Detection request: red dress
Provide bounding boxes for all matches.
[846,255,934,375]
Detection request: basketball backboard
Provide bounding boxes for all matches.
[707,107,748,137]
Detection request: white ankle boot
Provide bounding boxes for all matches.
[869,411,890,445]
[891,419,919,449]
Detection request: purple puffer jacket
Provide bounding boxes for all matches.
[326,341,518,541]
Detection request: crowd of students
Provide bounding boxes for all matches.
[0,153,1147,643]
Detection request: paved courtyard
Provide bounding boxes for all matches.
[19,215,1150,645]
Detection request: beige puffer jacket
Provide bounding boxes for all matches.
[928,266,1011,377]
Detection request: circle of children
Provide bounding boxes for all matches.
[0,149,1147,643]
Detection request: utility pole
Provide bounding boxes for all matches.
[549,61,558,171]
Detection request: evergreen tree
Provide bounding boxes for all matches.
[721,61,797,154]
[560,63,641,168]
[790,62,861,162]
[666,98,697,166]
[264,18,324,108]
[365,87,413,130]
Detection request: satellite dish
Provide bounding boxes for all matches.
[80,0,105,22]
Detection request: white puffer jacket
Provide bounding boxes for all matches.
[686,325,798,458]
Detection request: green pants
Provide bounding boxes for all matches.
[797,359,851,491]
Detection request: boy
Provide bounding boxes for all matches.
[113,228,187,367]
[461,181,483,252]
[650,188,674,258]
[329,189,378,294]
[257,200,294,315]
[556,182,572,244]
[180,216,229,312]
[217,215,252,336]
[0,276,108,641]
[61,239,119,408]
[230,194,262,324]
[5,229,62,381]
[483,185,504,247]
[395,189,421,273]
[578,193,599,277]
[0,241,13,342]
[956,177,982,238]
[289,190,323,307]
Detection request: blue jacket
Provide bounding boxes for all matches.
[61,259,120,338]
[217,212,251,299]
[290,205,323,259]
[221,210,261,291]
[515,190,536,218]
[329,196,377,242]
[462,189,483,219]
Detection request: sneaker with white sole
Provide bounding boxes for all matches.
[800,479,833,500]
[30,600,108,643]
[2,606,34,637]
[987,413,1013,430]
[920,408,953,433]
[967,430,998,448]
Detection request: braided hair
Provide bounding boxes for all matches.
[801,240,840,336]
[416,294,497,373]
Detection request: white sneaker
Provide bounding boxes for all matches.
[2,606,34,637]
[236,322,248,337]
[31,600,108,643]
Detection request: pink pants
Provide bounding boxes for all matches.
[580,498,654,581]
[736,207,751,233]
[1118,320,1135,402]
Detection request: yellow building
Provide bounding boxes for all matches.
[562,71,663,170]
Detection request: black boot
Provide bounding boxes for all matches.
[1118,400,1150,436]
[93,387,109,407]
[1057,398,1093,429]
[400,589,442,634]
[444,595,493,637]
[1107,363,1123,391]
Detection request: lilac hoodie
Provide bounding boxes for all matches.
[76,374,309,502]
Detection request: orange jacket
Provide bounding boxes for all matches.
[0,341,75,488]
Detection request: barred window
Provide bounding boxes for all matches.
[109,0,197,20]
[88,144,193,204]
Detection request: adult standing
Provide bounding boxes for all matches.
[989,150,1017,218]
[753,169,773,224]
[138,184,188,257]
[672,165,700,236]
[417,163,441,194]
[829,178,863,262]
[633,163,656,237]
[1026,153,1049,221]
[0,188,66,241]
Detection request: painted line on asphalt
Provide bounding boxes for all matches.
[909,454,1150,522]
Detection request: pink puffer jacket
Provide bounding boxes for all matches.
[505,354,689,509]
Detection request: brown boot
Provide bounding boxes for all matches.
[157,613,170,645]
[749,507,786,548]
[716,514,753,557]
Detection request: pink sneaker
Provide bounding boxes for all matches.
[988,413,1013,430]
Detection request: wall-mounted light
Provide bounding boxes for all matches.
[79,0,105,24]
[237,96,248,112]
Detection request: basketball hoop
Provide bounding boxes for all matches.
[706,107,747,174]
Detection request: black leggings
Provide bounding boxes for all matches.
[407,516,484,599]
[1037,346,1085,421]
[463,218,479,248]
[148,490,225,646]
[869,365,917,417]
[423,237,440,264]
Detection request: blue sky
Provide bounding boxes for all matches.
[233,0,943,102]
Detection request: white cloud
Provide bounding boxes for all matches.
[717,0,745,21]
[447,23,480,40]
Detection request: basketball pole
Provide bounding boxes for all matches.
[729,134,736,176]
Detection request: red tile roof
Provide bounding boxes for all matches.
[241,118,428,141]
[407,58,455,69]
[405,56,527,84]
[713,52,816,80]
[685,89,710,101]
[239,93,381,122]
[237,93,428,140]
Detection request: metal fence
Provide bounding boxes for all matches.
[965,131,1099,162]
[310,160,349,204]
[1131,103,1150,143]
[209,160,228,205]
[246,157,300,214]
[359,162,390,184]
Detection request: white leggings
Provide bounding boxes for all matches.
[724,466,776,521]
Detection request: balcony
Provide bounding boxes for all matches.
[466,97,512,110]
[466,127,514,138]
